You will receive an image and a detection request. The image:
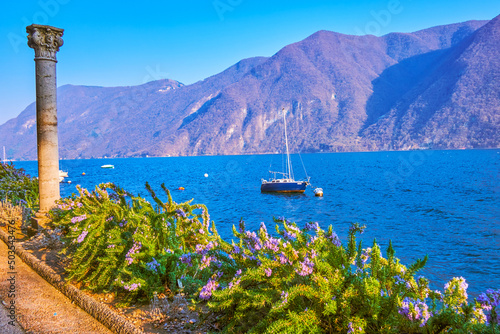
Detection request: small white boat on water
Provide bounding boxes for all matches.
[101,164,114,169]
[59,170,68,183]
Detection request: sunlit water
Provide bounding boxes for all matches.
[15,149,499,298]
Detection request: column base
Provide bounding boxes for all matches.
[30,211,51,234]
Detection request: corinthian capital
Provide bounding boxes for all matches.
[26,24,64,62]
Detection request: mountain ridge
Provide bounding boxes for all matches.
[1,18,498,160]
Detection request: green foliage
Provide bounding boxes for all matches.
[50,182,221,301]
[45,178,499,333]
[196,219,499,334]
[0,162,39,211]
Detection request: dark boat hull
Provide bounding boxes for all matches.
[261,181,307,193]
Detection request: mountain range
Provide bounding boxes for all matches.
[1,15,499,160]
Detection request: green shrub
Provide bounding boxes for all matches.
[199,219,499,334]
[50,182,221,302]
[46,178,499,333]
[0,162,39,211]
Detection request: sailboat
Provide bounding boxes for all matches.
[2,146,13,163]
[261,109,310,193]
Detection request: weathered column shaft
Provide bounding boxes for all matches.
[26,24,64,219]
[36,59,60,212]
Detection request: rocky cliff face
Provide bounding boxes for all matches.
[1,17,498,160]
[361,15,500,150]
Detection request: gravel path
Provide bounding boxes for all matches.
[0,240,113,334]
[0,301,24,334]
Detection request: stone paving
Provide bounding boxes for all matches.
[0,240,112,334]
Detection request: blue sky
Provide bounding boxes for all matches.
[0,0,498,125]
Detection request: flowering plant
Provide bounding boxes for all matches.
[199,218,499,333]
[0,162,39,212]
[201,219,418,333]
[3,163,498,332]
[50,182,219,301]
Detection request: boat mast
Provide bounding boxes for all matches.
[283,109,292,180]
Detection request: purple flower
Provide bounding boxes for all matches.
[195,241,217,255]
[305,222,320,232]
[180,253,193,267]
[57,203,70,211]
[284,230,297,240]
[125,241,142,265]
[244,231,263,251]
[432,290,443,301]
[280,291,289,305]
[477,289,500,324]
[200,275,220,300]
[232,245,241,254]
[106,216,114,222]
[238,219,245,233]
[297,257,314,276]
[200,255,217,270]
[71,214,87,224]
[146,258,160,272]
[283,224,301,241]
[444,276,468,292]
[107,244,116,249]
[245,255,257,261]
[349,224,366,234]
[327,231,341,247]
[228,278,241,289]
[76,230,88,243]
[175,209,187,218]
[478,289,500,307]
[124,282,141,291]
[399,298,431,326]
[277,253,291,265]
[264,237,280,252]
[361,248,371,263]
[245,231,258,242]
[307,236,319,247]
[265,268,272,277]
[394,275,405,285]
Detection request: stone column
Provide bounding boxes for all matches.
[26,24,64,229]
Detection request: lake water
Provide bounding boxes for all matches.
[14,149,499,298]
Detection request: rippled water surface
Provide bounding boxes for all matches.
[16,149,499,297]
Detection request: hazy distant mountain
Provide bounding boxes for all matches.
[362,15,500,150]
[1,17,498,160]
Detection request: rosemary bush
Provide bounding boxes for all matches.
[43,173,498,332]
[0,162,39,211]
[50,182,221,301]
[196,219,500,334]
